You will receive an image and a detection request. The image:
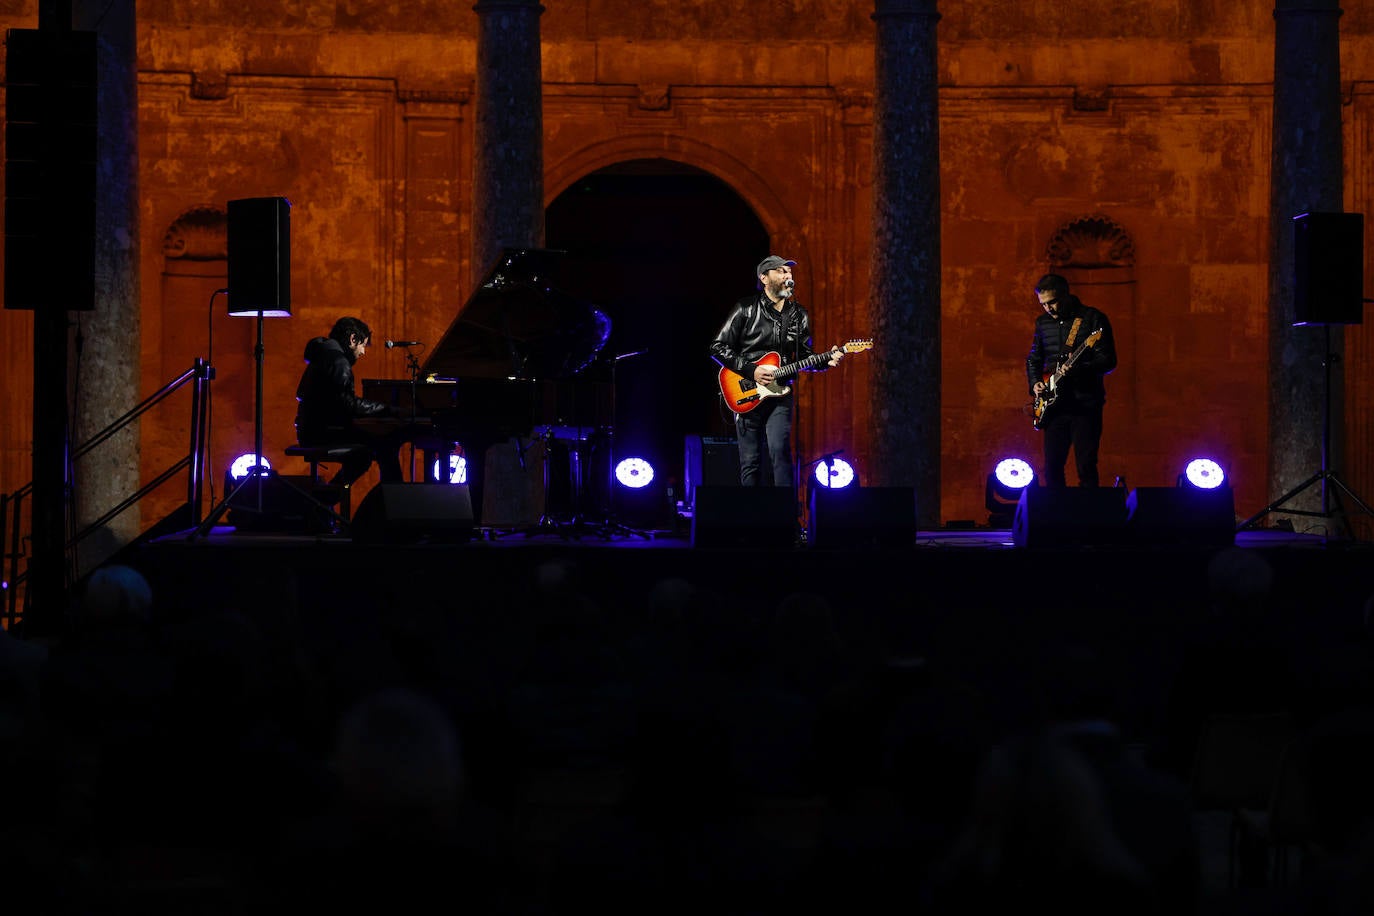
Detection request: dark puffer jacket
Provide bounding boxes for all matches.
[1025,296,1117,409]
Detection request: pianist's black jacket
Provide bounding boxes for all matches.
[294,336,394,443]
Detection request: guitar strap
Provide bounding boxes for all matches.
[1065,316,1082,349]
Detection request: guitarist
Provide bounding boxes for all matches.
[1025,274,1117,487]
[709,255,842,488]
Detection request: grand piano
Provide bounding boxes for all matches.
[362,248,613,525]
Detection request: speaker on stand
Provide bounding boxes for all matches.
[1240,211,1374,536]
[191,197,346,537]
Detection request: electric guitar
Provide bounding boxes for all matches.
[718,338,874,415]
[1031,328,1102,430]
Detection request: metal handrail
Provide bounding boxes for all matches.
[1,358,214,628]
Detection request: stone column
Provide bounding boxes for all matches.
[471,0,545,277]
[1268,0,1344,521]
[869,0,941,527]
[73,0,140,571]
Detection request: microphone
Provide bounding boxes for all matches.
[385,339,422,349]
[784,279,795,289]
[781,278,795,298]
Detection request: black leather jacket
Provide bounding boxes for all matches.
[709,292,818,382]
[294,336,393,442]
[1025,296,1117,409]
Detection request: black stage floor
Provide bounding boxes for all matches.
[132,522,1371,618]
[125,519,1374,761]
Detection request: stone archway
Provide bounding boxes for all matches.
[545,157,770,512]
[546,133,807,265]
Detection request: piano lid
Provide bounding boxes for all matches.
[420,247,612,382]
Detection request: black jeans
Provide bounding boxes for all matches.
[734,396,793,487]
[1040,404,1103,487]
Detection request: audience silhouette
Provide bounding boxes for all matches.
[5,547,1373,916]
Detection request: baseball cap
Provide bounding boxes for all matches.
[756,255,797,276]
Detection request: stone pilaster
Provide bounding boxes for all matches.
[472,0,545,277]
[869,0,941,526]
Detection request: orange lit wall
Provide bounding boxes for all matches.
[1,2,1372,534]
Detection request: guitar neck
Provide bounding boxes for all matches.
[1057,343,1088,375]
[776,351,832,380]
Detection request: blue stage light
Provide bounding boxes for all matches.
[814,457,855,489]
[229,453,271,479]
[1182,458,1226,490]
[431,453,468,485]
[985,457,1035,527]
[615,457,655,489]
[993,457,1035,491]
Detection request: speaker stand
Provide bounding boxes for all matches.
[190,313,348,539]
[1238,327,1374,538]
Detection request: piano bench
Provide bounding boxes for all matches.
[283,444,369,521]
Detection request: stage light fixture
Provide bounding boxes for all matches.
[985,457,1035,527]
[814,457,856,489]
[615,457,655,489]
[431,453,468,485]
[1181,458,1226,490]
[230,453,271,480]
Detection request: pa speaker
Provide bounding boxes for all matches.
[684,436,740,507]
[1012,486,1128,549]
[351,483,474,544]
[808,486,916,549]
[1125,486,1235,548]
[1293,212,1364,326]
[227,196,291,316]
[691,485,794,548]
[4,29,97,311]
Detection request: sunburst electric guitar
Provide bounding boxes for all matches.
[1031,328,1102,430]
[718,339,874,415]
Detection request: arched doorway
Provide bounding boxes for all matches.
[546,158,767,498]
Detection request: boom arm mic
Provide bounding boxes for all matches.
[385,340,422,349]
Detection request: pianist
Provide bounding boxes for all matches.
[294,316,415,493]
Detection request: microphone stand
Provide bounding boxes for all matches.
[785,297,804,537]
[589,348,652,540]
[403,348,422,480]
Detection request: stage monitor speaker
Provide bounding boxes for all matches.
[684,435,740,507]
[225,474,322,531]
[1125,486,1236,548]
[691,485,794,549]
[808,485,917,549]
[1293,211,1364,326]
[351,483,474,544]
[227,196,291,316]
[1012,486,1128,549]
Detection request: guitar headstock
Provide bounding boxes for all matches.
[841,338,874,353]
[1086,328,1103,345]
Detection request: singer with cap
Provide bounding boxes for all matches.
[709,255,842,492]
[294,315,422,493]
